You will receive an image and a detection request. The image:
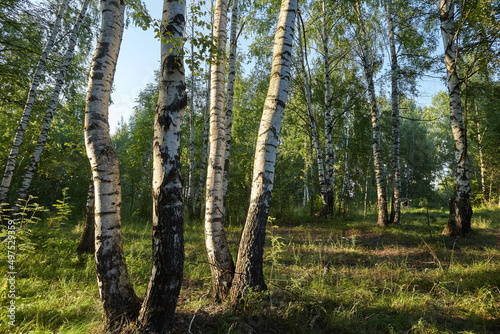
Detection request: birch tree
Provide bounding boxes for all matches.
[83,0,140,324]
[77,178,95,254]
[204,0,234,301]
[194,79,210,218]
[16,0,90,205]
[354,1,389,226]
[187,0,196,219]
[138,0,187,330]
[439,0,472,236]
[230,0,297,302]
[0,0,69,207]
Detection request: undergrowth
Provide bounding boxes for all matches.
[1,206,499,333]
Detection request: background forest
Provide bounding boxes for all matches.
[1,0,500,333]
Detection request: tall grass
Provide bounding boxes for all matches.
[1,207,499,333]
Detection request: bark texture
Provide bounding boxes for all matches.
[138,1,187,331]
[355,1,389,227]
[387,0,402,225]
[77,178,95,254]
[187,0,196,219]
[16,0,90,204]
[0,0,69,206]
[204,0,234,302]
[84,0,139,324]
[230,0,297,303]
[439,0,472,236]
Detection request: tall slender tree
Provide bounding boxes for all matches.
[138,0,187,330]
[230,0,297,303]
[354,0,389,226]
[84,0,140,324]
[204,0,234,301]
[0,0,70,207]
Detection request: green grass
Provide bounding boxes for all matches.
[1,207,500,333]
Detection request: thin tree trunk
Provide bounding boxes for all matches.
[77,178,95,254]
[16,0,90,204]
[355,1,389,227]
[0,0,70,206]
[187,0,196,219]
[322,0,335,216]
[340,112,351,214]
[138,0,187,330]
[222,0,239,221]
[83,0,139,324]
[204,0,234,302]
[439,0,472,236]
[475,103,486,204]
[297,17,329,217]
[387,0,402,225]
[194,80,210,218]
[230,0,297,303]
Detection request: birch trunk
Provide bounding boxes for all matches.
[204,0,234,301]
[387,0,402,225]
[187,0,196,219]
[440,0,472,236]
[322,0,335,215]
[16,0,90,204]
[298,18,329,217]
[77,178,95,254]
[194,78,210,218]
[84,0,139,323]
[138,0,187,330]
[230,0,297,302]
[355,1,389,227]
[222,0,239,220]
[0,0,69,206]
[475,104,486,203]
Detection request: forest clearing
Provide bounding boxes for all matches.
[1,0,499,332]
[1,207,500,333]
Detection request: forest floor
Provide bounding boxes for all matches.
[1,206,499,333]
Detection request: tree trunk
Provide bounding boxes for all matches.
[475,103,486,204]
[222,0,239,222]
[84,0,139,324]
[322,0,335,216]
[0,0,69,206]
[439,0,472,236]
[230,0,297,303]
[204,0,234,302]
[194,79,210,218]
[387,0,402,225]
[297,18,330,217]
[187,0,196,219]
[138,1,187,331]
[16,0,90,205]
[77,178,95,254]
[355,1,389,227]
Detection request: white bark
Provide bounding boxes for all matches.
[84,0,139,322]
[0,0,70,206]
[16,0,90,204]
[187,0,196,218]
[230,0,297,302]
[222,0,239,219]
[297,19,329,216]
[355,1,389,226]
[138,0,187,330]
[440,0,472,236]
[204,0,234,301]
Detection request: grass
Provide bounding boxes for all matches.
[1,206,499,333]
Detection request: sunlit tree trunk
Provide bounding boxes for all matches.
[187,0,196,219]
[16,0,90,204]
[0,0,69,207]
[474,103,486,203]
[322,0,335,215]
[138,0,187,330]
[355,1,389,227]
[222,0,239,221]
[230,0,297,303]
[84,0,139,324]
[77,178,95,254]
[386,0,401,225]
[297,17,329,217]
[439,0,472,236]
[204,0,234,302]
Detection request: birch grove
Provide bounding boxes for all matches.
[0,0,70,207]
[230,0,297,302]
